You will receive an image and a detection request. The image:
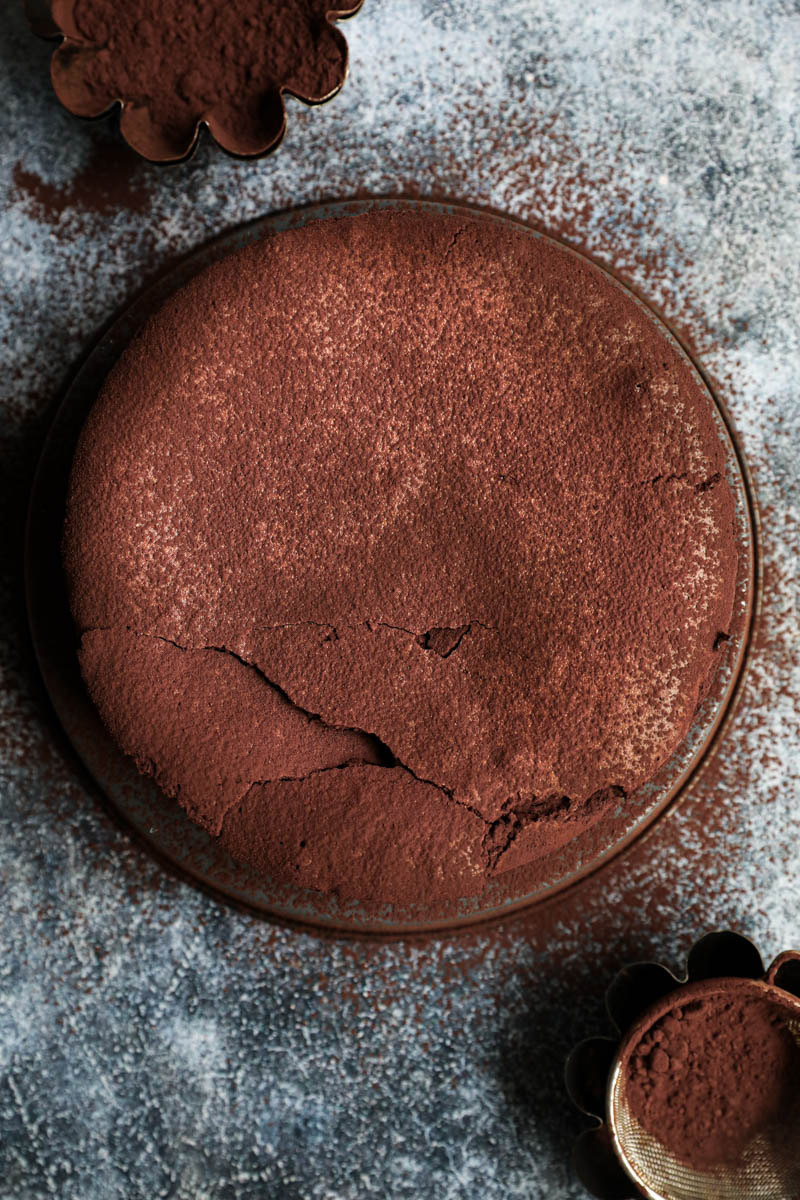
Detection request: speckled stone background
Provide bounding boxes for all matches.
[1,2,798,1197]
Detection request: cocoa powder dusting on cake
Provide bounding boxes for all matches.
[63,209,738,907]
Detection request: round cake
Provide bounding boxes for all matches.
[63,209,737,908]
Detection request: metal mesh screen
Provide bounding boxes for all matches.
[608,1017,800,1200]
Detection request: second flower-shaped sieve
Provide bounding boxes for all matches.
[568,932,800,1200]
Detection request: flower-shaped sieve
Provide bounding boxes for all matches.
[566,932,800,1200]
[27,0,363,162]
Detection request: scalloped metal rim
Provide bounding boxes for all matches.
[567,932,800,1200]
[29,0,364,163]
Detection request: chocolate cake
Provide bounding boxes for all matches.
[63,209,738,907]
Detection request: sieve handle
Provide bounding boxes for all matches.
[766,949,800,998]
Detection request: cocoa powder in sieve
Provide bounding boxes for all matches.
[627,991,800,1171]
[50,0,358,156]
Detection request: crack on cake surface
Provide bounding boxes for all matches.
[443,226,466,257]
[203,641,400,770]
[258,620,339,641]
[376,620,476,657]
[646,472,689,486]
[238,759,382,796]
[642,471,724,492]
[483,785,627,872]
[696,472,722,493]
[80,627,632,859]
[103,629,470,805]
[416,625,471,657]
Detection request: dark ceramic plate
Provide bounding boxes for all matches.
[25,199,758,935]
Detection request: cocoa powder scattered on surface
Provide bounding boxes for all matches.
[627,990,800,1171]
[49,0,360,158]
[12,140,151,219]
[4,1,798,1193]
[63,208,738,906]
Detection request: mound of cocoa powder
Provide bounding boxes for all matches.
[626,991,800,1171]
[63,209,738,907]
[49,0,360,157]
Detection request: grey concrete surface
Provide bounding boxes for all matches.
[1,1,798,1197]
